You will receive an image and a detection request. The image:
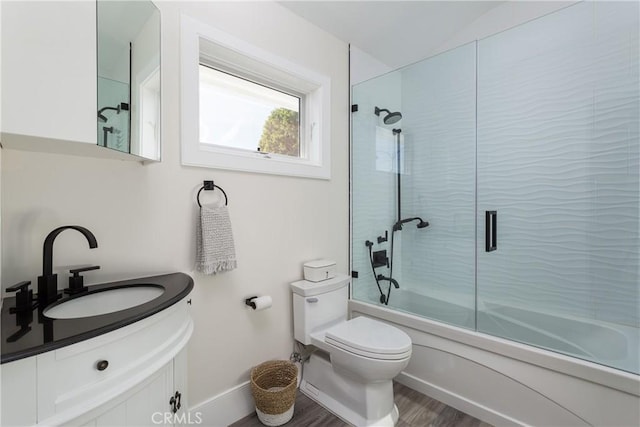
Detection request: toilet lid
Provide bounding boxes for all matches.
[324,316,412,360]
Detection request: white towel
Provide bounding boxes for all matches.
[196,205,237,274]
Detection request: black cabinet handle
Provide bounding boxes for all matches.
[96,360,109,371]
[485,211,497,252]
[170,391,182,413]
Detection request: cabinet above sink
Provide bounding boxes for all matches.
[97,0,160,160]
[0,0,161,162]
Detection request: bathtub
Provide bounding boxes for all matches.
[350,290,640,426]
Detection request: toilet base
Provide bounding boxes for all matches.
[299,352,399,426]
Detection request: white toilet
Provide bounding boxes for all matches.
[291,274,412,426]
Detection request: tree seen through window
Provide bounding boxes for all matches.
[258,108,300,157]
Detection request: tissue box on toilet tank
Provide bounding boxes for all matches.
[303,259,336,282]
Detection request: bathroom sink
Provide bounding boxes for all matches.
[43,285,165,319]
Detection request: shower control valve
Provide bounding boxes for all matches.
[372,250,389,269]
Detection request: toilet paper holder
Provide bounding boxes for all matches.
[245,296,259,309]
[245,295,272,310]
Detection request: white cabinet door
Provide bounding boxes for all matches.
[1,1,96,146]
[0,357,37,427]
[172,347,189,427]
[70,360,175,427]
[124,361,174,427]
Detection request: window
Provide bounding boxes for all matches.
[199,65,301,157]
[181,14,331,179]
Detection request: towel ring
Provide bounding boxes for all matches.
[197,180,228,207]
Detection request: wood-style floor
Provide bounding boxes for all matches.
[230,382,493,427]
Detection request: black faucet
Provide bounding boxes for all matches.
[37,226,98,306]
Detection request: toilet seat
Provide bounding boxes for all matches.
[324,316,412,361]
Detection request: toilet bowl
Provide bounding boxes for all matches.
[320,316,412,381]
[291,275,412,426]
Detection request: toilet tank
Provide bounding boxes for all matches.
[290,274,350,345]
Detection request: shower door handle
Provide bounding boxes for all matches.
[485,211,497,252]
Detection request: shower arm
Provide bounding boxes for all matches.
[392,217,430,231]
[97,103,130,122]
[98,106,120,115]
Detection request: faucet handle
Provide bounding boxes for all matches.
[6,280,31,293]
[6,281,37,313]
[70,265,101,275]
[64,265,100,295]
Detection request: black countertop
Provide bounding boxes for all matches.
[1,272,193,364]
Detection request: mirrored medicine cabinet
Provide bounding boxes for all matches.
[97,0,161,161]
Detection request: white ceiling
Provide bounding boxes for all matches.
[280,1,503,69]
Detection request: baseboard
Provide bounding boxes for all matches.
[396,372,522,427]
[189,381,254,427]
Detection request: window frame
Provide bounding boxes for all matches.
[180,14,331,179]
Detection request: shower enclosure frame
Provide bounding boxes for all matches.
[348,1,640,425]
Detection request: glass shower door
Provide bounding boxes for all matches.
[351,42,477,330]
[352,71,403,306]
[476,1,639,373]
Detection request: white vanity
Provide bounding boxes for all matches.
[1,273,193,427]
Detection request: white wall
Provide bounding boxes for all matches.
[1,0,348,422]
[0,147,2,304]
[0,3,3,309]
[349,45,391,86]
[350,1,576,80]
[434,0,576,56]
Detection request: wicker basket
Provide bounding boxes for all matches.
[250,360,298,426]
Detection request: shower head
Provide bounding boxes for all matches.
[374,106,402,125]
[98,112,108,123]
[417,220,430,229]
